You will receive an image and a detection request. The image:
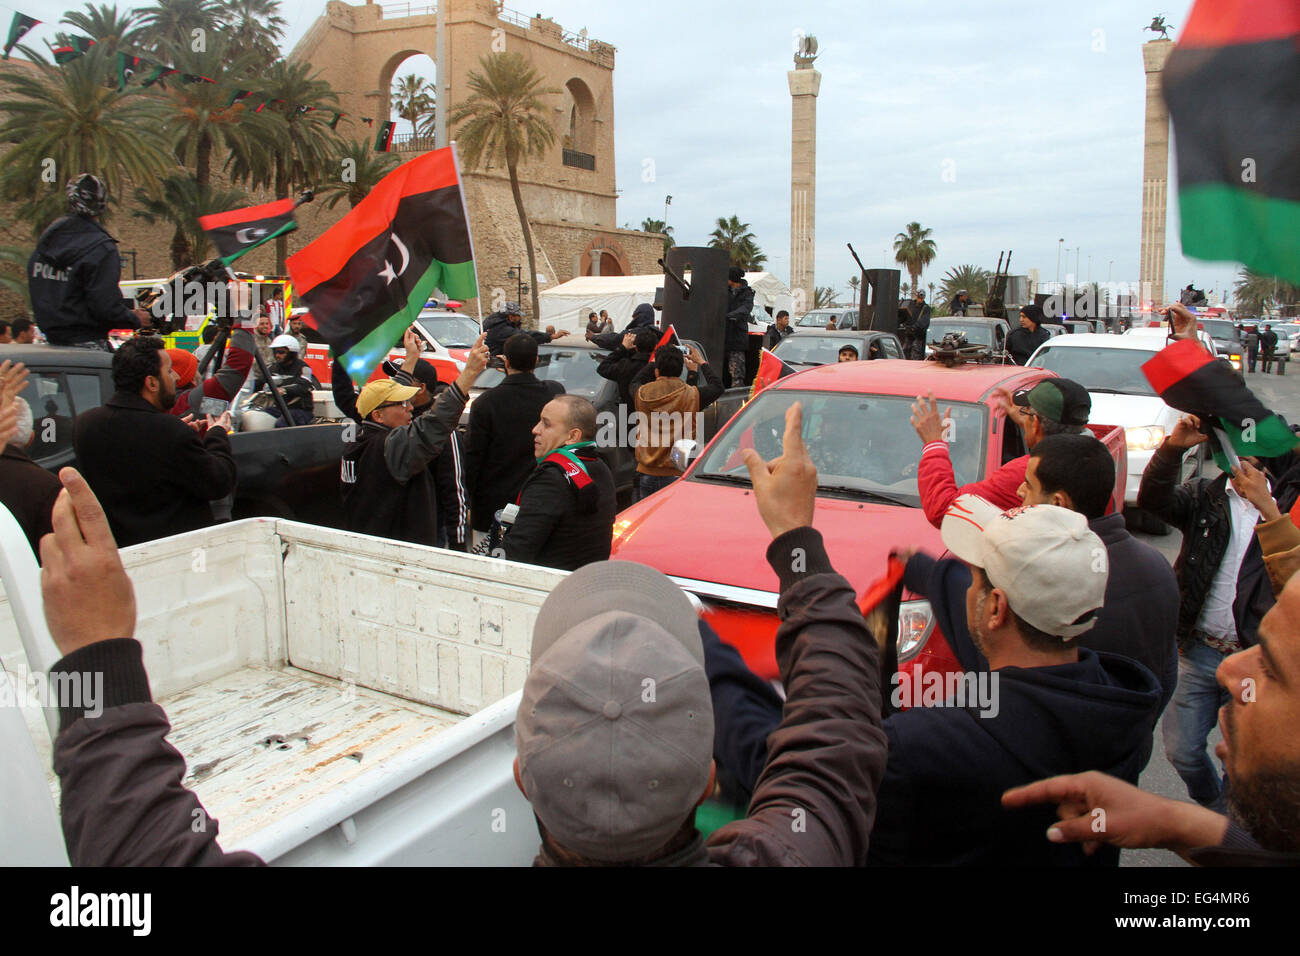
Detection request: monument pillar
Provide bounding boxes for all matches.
[1140,38,1174,307]
[788,40,820,311]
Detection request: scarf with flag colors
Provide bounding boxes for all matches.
[199,198,299,266]
[1142,338,1298,470]
[1163,0,1300,285]
[748,348,796,401]
[287,145,478,387]
[3,12,39,60]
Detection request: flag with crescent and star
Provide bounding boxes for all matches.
[287,145,478,387]
[3,13,40,60]
[198,197,298,266]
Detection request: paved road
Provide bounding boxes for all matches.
[1122,366,1299,866]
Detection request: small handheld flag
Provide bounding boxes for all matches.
[3,13,40,60]
[748,348,796,401]
[199,197,299,266]
[655,324,683,353]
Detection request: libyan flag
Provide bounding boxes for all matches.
[115,52,140,90]
[3,13,39,60]
[748,348,796,401]
[1163,0,1300,285]
[287,145,478,386]
[375,121,396,152]
[52,36,93,64]
[1142,338,1298,470]
[198,198,298,266]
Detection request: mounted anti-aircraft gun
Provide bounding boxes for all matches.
[985,250,1012,319]
[925,331,992,367]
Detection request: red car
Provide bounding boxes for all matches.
[610,359,1125,686]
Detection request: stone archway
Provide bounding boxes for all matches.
[581,236,629,276]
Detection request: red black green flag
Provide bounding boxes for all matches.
[748,348,797,401]
[226,89,253,107]
[375,121,396,152]
[655,325,682,351]
[3,13,39,60]
[140,62,177,87]
[1142,338,1298,469]
[361,117,374,126]
[287,146,478,386]
[329,111,344,130]
[52,35,93,64]
[115,52,140,89]
[181,73,215,84]
[1163,0,1300,284]
[198,198,298,266]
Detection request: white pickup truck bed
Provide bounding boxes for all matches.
[0,517,567,866]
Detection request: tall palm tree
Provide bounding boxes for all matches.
[0,44,175,231]
[449,52,559,322]
[230,59,341,271]
[641,217,674,256]
[709,215,766,269]
[59,3,143,51]
[318,140,401,210]
[847,274,860,307]
[132,173,249,268]
[939,264,991,312]
[392,73,435,138]
[893,222,937,295]
[219,0,286,59]
[135,0,222,53]
[1234,268,1300,316]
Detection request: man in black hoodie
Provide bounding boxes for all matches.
[724,267,755,387]
[1006,304,1051,365]
[28,174,153,349]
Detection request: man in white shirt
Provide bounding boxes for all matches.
[1137,413,1277,807]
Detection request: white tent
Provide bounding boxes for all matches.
[539,272,793,332]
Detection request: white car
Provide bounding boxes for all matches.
[1026,332,1205,510]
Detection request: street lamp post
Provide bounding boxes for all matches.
[1056,239,1064,290]
[505,266,528,306]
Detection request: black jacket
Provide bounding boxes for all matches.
[764,323,793,350]
[1137,442,1274,650]
[29,215,141,345]
[0,444,62,559]
[1086,512,1181,714]
[340,383,467,546]
[867,554,1163,866]
[1006,324,1049,365]
[73,392,236,547]
[597,345,652,408]
[725,282,755,352]
[465,372,565,532]
[260,354,318,411]
[501,445,616,571]
[484,311,552,356]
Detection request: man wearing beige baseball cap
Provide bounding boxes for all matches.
[514,403,889,866]
[864,495,1163,865]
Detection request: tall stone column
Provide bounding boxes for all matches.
[1140,38,1174,307]
[789,48,820,310]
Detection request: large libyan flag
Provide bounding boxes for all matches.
[1163,0,1300,284]
[287,146,478,385]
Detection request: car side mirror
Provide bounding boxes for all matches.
[670,438,700,473]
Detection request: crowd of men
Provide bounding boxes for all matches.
[3,175,1299,867]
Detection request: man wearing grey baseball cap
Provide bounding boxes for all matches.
[514,403,888,865]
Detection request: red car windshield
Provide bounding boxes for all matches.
[693,389,988,502]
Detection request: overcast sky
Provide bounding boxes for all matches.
[13,0,1242,304]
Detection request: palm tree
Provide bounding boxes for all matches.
[227,59,340,271]
[132,173,249,268]
[392,73,435,139]
[847,274,860,307]
[1234,268,1300,316]
[219,0,286,59]
[318,140,401,210]
[939,264,992,313]
[449,52,559,322]
[59,3,143,51]
[135,0,222,53]
[812,285,836,309]
[709,215,766,269]
[641,217,674,256]
[893,222,937,295]
[0,44,176,231]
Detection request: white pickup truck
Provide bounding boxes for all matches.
[0,512,566,866]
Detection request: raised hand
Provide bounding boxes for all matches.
[741,402,818,539]
[1168,414,1206,449]
[910,392,951,445]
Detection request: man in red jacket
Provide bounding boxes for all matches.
[910,377,1091,528]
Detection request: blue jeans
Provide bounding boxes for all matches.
[1162,639,1231,806]
[635,473,677,502]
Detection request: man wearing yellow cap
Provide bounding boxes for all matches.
[340,336,489,546]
